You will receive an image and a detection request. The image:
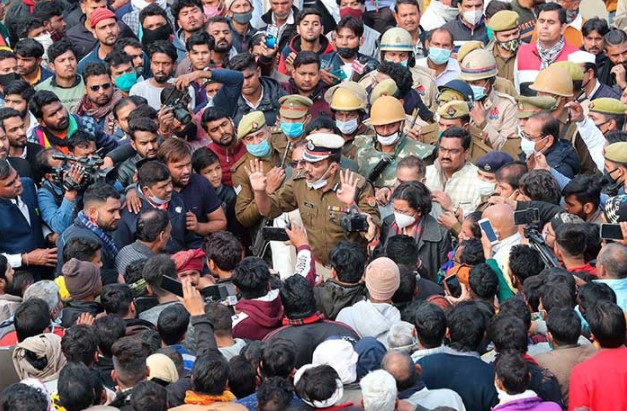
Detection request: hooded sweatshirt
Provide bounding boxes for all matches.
[278,35,334,75]
[232,289,284,340]
[335,300,400,347]
[314,280,366,320]
[492,390,561,411]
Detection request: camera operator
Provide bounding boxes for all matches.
[248,132,380,277]
[158,85,202,147]
[35,148,85,235]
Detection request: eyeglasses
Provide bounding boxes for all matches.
[89,83,112,92]
[289,160,306,168]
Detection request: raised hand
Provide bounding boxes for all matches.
[265,167,286,194]
[245,159,268,192]
[286,220,309,247]
[336,169,359,206]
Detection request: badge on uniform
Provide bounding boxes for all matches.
[489,107,499,120]
[366,196,376,207]
[416,85,426,96]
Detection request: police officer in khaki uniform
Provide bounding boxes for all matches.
[354,95,435,191]
[247,133,380,269]
[460,48,518,152]
[359,27,438,110]
[486,10,521,84]
[510,96,558,159]
[269,95,313,164]
[325,82,373,160]
[456,41,518,97]
[232,111,288,229]
[420,101,492,163]
[529,64,598,175]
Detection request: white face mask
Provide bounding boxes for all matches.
[477,179,496,196]
[34,33,53,54]
[520,137,536,157]
[306,166,332,190]
[336,118,358,135]
[394,212,416,229]
[377,132,400,146]
[463,9,483,26]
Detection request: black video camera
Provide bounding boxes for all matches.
[340,206,369,232]
[162,86,192,125]
[51,153,117,192]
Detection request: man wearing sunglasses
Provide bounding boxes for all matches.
[71,62,124,137]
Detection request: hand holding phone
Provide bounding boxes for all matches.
[600,224,624,240]
[479,218,499,245]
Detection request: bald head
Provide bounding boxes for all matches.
[598,243,627,279]
[381,351,419,391]
[482,204,517,239]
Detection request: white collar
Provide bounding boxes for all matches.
[497,389,538,406]
[272,10,295,27]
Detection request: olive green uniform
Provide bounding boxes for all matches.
[487,42,516,84]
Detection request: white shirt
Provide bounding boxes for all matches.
[416,57,461,86]
[129,79,196,111]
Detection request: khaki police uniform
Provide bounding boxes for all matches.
[485,10,521,84]
[358,67,438,111]
[478,89,518,151]
[267,95,314,164]
[265,134,381,266]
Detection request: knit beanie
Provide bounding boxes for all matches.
[62,258,102,300]
[90,8,117,27]
[364,257,400,301]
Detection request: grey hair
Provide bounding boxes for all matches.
[386,321,417,354]
[24,280,61,312]
[598,243,627,280]
[360,370,397,411]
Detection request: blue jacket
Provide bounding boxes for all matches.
[193,69,244,119]
[113,193,201,253]
[0,178,45,255]
[37,180,79,234]
[519,138,580,179]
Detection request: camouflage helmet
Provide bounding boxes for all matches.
[370,95,406,126]
[529,66,574,97]
[459,49,498,81]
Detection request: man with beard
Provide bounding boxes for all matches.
[158,138,227,236]
[206,16,238,67]
[201,107,247,186]
[172,0,205,59]
[0,255,21,323]
[319,17,378,85]
[57,183,121,272]
[600,29,627,93]
[0,108,43,181]
[29,90,118,156]
[282,52,331,117]
[77,9,121,74]
[14,39,53,87]
[278,9,334,75]
[33,0,67,42]
[0,159,57,280]
[3,81,38,143]
[129,41,195,111]
[581,18,611,82]
[116,118,161,188]
[226,0,257,53]
[114,161,201,253]
[71,63,125,136]
[0,115,32,181]
[115,38,147,78]
[36,40,86,110]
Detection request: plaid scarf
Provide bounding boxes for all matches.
[77,211,118,256]
[184,390,235,405]
[537,37,565,69]
[71,89,124,136]
[282,311,325,326]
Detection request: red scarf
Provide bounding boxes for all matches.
[22,0,35,13]
[282,312,325,326]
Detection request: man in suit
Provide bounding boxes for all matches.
[0,159,57,279]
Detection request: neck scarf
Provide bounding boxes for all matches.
[537,37,565,69]
[12,333,66,382]
[77,210,119,256]
[184,390,235,405]
[72,89,124,136]
[22,0,35,13]
[282,311,325,326]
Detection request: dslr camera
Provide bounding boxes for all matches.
[161,86,192,125]
[340,206,369,232]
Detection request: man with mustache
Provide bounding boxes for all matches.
[173,0,205,48]
[129,41,196,110]
[0,121,33,181]
[77,9,121,74]
[0,108,43,181]
[35,40,85,111]
[116,118,161,188]
[206,16,238,67]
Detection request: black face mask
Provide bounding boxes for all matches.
[336,46,360,59]
[174,122,197,141]
[142,24,173,48]
[0,72,20,88]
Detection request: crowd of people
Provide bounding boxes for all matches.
[0,0,625,409]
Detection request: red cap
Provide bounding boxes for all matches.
[171,249,206,273]
[90,8,117,28]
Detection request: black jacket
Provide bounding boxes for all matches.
[260,6,299,53]
[314,280,366,320]
[61,300,103,328]
[66,14,136,60]
[233,76,287,127]
[519,138,580,179]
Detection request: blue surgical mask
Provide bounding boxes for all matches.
[428,47,452,65]
[115,71,138,92]
[280,121,304,139]
[486,27,494,41]
[246,139,271,157]
[386,58,408,67]
[471,85,486,101]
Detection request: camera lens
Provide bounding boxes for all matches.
[173,106,192,125]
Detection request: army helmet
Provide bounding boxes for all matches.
[459,49,498,81]
[379,27,415,67]
[329,86,368,112]
[370,95,406,126]
[529,65,574,98]
[437,79,475,104]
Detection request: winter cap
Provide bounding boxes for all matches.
[312,339,359,384]
[354,337,386,380]
[604,195,627,223]
[62,258,102,300]
[90,8,117,28]
[147,353,179,384]
[364,257,400,301]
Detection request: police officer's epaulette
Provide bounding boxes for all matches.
[494,90,517,104]
[270,125,283,134]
